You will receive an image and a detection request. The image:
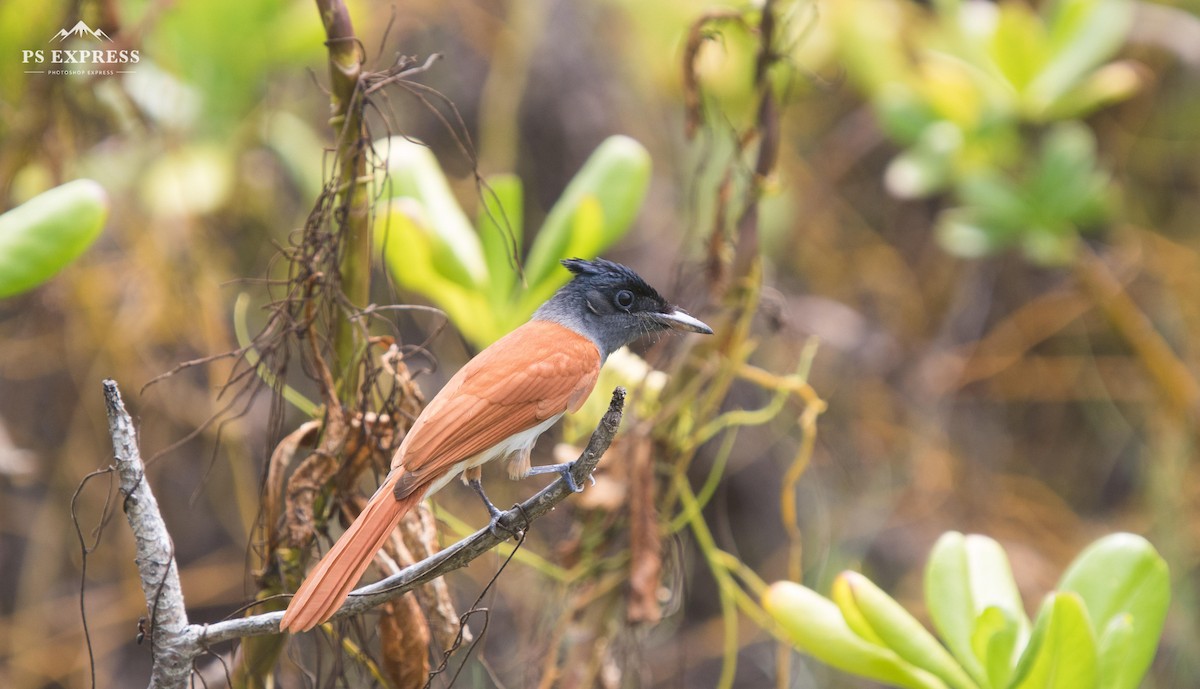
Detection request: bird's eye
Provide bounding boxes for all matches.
[615,290,635,309]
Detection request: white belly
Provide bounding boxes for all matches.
[419,413,563,498]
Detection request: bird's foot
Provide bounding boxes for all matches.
[525,461,593,493]
[487,507,525,541]
[468,477,522,539]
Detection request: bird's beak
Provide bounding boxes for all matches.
[656,309,713,335]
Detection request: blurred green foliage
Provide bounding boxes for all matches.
[376,134,651,347]
[0,179,106,298]
[144,0,324,133]
[765,532,1170,689]
[833,0,1141,263]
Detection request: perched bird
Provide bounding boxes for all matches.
[280,257,712,632]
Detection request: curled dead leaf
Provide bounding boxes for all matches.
[627,434,662,624]
[379,594,431,689]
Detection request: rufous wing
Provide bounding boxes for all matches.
[282,321,600,632]
[393,320,600,498]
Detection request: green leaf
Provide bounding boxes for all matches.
[1042,60,1143,120]
[0,179,107,298]
[925,533,1031,687]
[1094,614,1138,689]
[520,193,608,321]
[1029,123,1100,216]
[834,572,980,689]
[1010,593,1098,689]
[916,54,989,129]
[478,174,524,310]
[564,195,606,259]
[1026,0,1134,115]
[147,0,324,131]
[376,199,496,346]
[885,122,963,198]
[936,211,1000,259]
[1057,533,1170,689]
[521,135,650,306]
[1028,123,1110,226]
[831,573,888,647]
[378,136,487,289]
[970,606,1020,689]
[514,194,608,322]
[875,84,939,145]
[956,171,1030,236]
[987,2,1051,93]
[763,581,950,689]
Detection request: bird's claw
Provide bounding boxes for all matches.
[559,464,584,493]
[487,507,524,540]
[469,477,520,538]
[563,462,597,491]
[525,461,591,493]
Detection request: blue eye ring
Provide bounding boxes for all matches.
[615,290,635,309]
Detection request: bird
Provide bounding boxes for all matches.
[279,257,712,632]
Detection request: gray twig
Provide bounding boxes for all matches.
[102,379,626,688]
[104,380,199,689]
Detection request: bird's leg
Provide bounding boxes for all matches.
[523,462,593,493]
[466,474,521,539]
[467,476,502,520]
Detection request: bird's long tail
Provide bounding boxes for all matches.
[280,475,425,632]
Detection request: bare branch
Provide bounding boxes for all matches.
[103,379,198,689]
[102,379,626,687]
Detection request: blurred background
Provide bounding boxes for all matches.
[1,0,1199,686]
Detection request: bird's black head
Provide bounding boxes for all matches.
[534,258,713,357]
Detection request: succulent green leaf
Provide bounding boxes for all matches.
[1028,122,1109,223]
[956,171,1029,236]
[885,122,963,198]
[925,533,987,686]
[936,211,1001,259]
[835,572,980,689]
[0,179,108,298]
[970,606,1020,689]
[1042,60,1143,120]
[517,194,607,322]
[875,84,939,145]
[376,199,495,345]
[916,54,990,129]
[1094,614,1137,689]
[478,173,524,310]
[1010,593,1098,689]
[377,136,487,289]
[522,135,650,305]
[1026,0,1134,114]
[763,581,950,689]
[564,195,606,258]
[925,533,1030,687]
[831,573,888,647]
[987,2,1051,93]
[1056,533,1169,689]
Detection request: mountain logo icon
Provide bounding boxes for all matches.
[49,20,112,43]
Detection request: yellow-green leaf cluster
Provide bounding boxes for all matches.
[763,532,1169,689]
